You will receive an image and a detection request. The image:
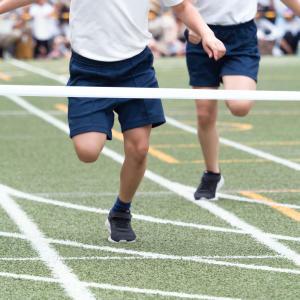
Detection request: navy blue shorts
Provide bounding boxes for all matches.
[185,20,261,87]
[67,47,165,139]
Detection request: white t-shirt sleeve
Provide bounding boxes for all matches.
[29,6,37,17]
[162,0,184,7]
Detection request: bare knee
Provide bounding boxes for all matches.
[197,109,217,129]
[72,133,106,163]
[228,102,253,117]
[195,100,218,130]
[125,141,149,164]
[75,145,102,163]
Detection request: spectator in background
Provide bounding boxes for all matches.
[48,0,70,59]
[56,0,70,38]
[29,0,56,58]
[280,9,300,54]
[256,0,282,54]
[149,0,185,57]
[0,12,22,57]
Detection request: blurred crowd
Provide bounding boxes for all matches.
[0,0,299,59]
[0,0,70,59]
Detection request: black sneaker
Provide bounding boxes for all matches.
[194,172,224,200]
[105,210,136,243]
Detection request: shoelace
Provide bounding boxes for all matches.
[112,217,131,229]
[197,178,215,193]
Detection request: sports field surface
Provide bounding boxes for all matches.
[0,56,300,299]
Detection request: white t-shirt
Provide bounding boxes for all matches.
[69,0,183,62]
[30,3,55,41]
[193,0,258,26]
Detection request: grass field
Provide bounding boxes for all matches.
[0,56,300,300]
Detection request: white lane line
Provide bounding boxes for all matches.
[0,255,282,262]
[165,116,300,171]
[0,272,238,300]
[0,183,242,235]
[1,231,299,275]
[0,192,95,300]
[140,176,300,267]
[10,59,68,84]
[1,183,300,243]
[6,95,300,267]
[22,190,300,209]
[33,191,173,198]
[0,110,65,116]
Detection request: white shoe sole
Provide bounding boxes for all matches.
[198,176,225,201]
[105,219,136,243]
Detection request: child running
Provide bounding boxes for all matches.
[0,0,225,242]
[185,0,300,201]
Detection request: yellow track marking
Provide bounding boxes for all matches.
[240,191,300,222]
[55,104,68,113]
[219,121,253,132]
[241,189,300,194]
[184,158,300,164]
[177,159,269,164]
[188,159,267,164]
[0,72,12,81]
[153,144,199,149]
[55,103,179,164]
[179,121,253,132]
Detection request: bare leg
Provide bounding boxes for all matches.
[119,125,152,203]
[72,132,107,163]
[223,75,257,117]
[195,87,220,173]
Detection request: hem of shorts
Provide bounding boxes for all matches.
[190,81,220,88]
[121,116,166,132]
[220,71,258,82]
[70,126,112,140]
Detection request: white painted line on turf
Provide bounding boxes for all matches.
[25,190,300,209]
[1,231,300,275]
[0,183,241,235]
[165,116,300,171]
[140,175,300,266]
[10,59,68,84]
[10,59,300,172]
[1,183,300,243]
[0,110,65,116]
[0,192,95,300]
[7,96,300,267]
[0,255,283,262]
[33,191,173,198]
[0,256,140,262]
[0,271,239,300]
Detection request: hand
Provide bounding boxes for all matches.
[188,30,202,44]
[201,31,226,61]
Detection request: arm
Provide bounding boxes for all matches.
[0,0,35,14]
[281,0,300,16]
[172,0,226,60]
